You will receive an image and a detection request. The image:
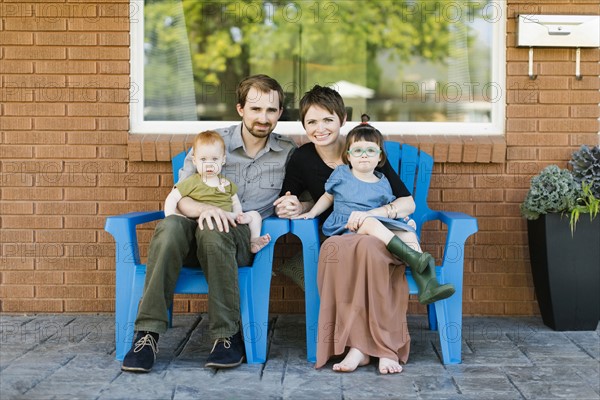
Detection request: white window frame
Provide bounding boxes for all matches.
[130,1,506,136]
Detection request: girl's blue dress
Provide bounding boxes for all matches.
[322,165,416,236]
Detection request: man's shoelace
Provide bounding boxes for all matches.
[210,337,231,353]
[133,333,159,356]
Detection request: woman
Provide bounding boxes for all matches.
[274,86,413,374]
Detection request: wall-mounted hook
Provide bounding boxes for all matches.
[528,47,537,80]
[575,48,583,80]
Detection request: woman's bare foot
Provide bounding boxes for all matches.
[250,234,271,253]
[378,357,403,375]
[332,348,370,372]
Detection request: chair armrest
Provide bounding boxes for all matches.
[421,210,478,269]
[104,211,165,265]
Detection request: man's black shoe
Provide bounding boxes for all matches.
[121,331,159,373]
[205,331,245,369]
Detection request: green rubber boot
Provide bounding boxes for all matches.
[385,236,432,274]
[411,262,455,305]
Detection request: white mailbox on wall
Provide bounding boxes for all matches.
[517,15,600,79]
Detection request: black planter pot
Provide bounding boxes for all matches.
[527,213,600,331]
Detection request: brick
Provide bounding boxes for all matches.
[0,117,33,130]
[68,18,128,31]
[2,188,62,201]
[4,103,65,116]
[98,117,128,131]
[98,61,130,74]
[539,119,599,133]
[4,131,66,144]
[35,87,98,103]
[0,258,35,271]
[0,61,34,74]
[506,105,569,118]
[64,271,114,285]
[36,230,95,244]
[0,145,34,158]
[506,132,569,147]
[0,285,34,298]
[4,18,66,31]
[35,60,97,74]
[67,103,128,116]
[68,47,129,60]
[36,256,97,271]
[64,299,113,312]
[472,287,535,301]
[1,299,63,313]
[33,3,98,18]
[63,216,104,229]
[4,47,66,59]
[0,202,34,215]
[127,187,170,201]
[0,230,34,243]
[35,32,97,45]
[463,301,505,316]
[504,302,540,315]
[97,202,161,216]
[97,285,114,298]
[67,131,128,145]
[98,88,130,103]
[34,117,95,130]
[67,75,130,88]
[37,201,96,216]
[98,32,129,46]
[2,216,62,229]
[99,146,128,159]
[540,62,599,76]
[35,145,97,159]
[538,147,579,161]
[2,271,64,285]
[571,105,600,118]
[98,173,159,187]
[36,285,96,299]
[64,187,126,201]
[0,32,34,45]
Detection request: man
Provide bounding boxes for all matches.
[121,75,296,372]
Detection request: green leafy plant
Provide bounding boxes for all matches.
[520,165,579,220]
[521,145,600,234]
[569,145,600,199]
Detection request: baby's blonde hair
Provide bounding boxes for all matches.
[193,130,225,154]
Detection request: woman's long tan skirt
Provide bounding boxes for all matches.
[315,234,411,368]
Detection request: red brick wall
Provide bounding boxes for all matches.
[1,0,599,316]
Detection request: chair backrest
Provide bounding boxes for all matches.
[383,141,434,234]
[172,151,188,184]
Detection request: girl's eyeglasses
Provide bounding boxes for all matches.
[347,147,381,158]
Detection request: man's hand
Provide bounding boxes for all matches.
[197,205,237,233]
[273,191,302,219]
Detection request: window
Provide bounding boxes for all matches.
[131,0,506,135]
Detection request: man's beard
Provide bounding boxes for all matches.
[243,121,272,139]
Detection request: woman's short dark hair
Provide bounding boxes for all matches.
[341,114,387,168]
[299,85,346,128]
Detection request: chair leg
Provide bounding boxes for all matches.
[290,219,321,363]
[433,266,463,365]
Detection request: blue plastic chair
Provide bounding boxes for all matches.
[290,142,478,365]
[104,151,289,363]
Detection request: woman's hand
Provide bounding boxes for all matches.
[273,191,302,219]
[346,211,372,232]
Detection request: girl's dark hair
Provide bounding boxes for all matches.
[341,114,387,168]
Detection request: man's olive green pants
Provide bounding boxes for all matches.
[134,215,252,340]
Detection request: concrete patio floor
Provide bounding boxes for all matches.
[0,314,598,399]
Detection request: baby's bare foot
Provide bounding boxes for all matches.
[250,234,271,253]
[378,357,402,375]
[332,348,370,373]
